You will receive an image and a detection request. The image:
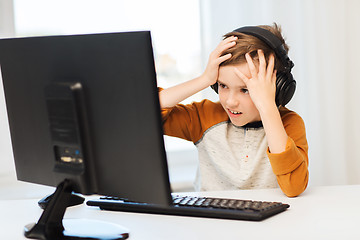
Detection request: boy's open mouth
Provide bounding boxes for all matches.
[229,109,242,115]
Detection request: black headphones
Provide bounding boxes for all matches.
[211,26,296,106]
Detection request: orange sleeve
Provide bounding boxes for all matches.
[159,86,228,143]
[267,107,309,197]
[161,103,206,143]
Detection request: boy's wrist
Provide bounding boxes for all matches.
[199,74,216,88]
[257,101,278,116]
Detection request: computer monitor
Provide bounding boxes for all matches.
[0,31,172,239]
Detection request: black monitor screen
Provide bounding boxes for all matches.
[0,31,172,206]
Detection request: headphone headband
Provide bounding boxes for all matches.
[233,26,294,71]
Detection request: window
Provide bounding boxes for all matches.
[14,0,202,142]
[14,0,201,190]
[14,0,202,98]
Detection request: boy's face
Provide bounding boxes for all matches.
[217,63,261,126]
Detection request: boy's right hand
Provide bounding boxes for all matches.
[158,36,236,109]
[202,36,237,86]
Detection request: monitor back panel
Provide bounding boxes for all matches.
[0,32,172,205]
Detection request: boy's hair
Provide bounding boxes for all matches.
[220,23,289,71]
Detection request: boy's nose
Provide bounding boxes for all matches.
[226,92,240,107]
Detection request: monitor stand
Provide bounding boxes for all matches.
[38,192,85,210]
[24,179,129,240]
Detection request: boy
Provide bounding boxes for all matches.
[159,23,308,197]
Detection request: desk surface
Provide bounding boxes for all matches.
[1,182,359,240]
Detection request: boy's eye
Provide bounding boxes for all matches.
[218,83,227,89]
[241,88,249,94]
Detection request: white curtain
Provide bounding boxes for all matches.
[200,0,360,186]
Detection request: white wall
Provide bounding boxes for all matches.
[0,0,15,37]
[0,0,16,182]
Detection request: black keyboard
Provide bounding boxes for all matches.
[87,195,289,221]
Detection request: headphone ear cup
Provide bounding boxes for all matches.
[275,72,296,106]
[211,83,218,94]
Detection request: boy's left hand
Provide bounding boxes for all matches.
[234,49,277,111]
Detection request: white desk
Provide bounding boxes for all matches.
[1,184,360,240]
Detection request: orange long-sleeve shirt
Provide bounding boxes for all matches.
[161,99,309,197]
